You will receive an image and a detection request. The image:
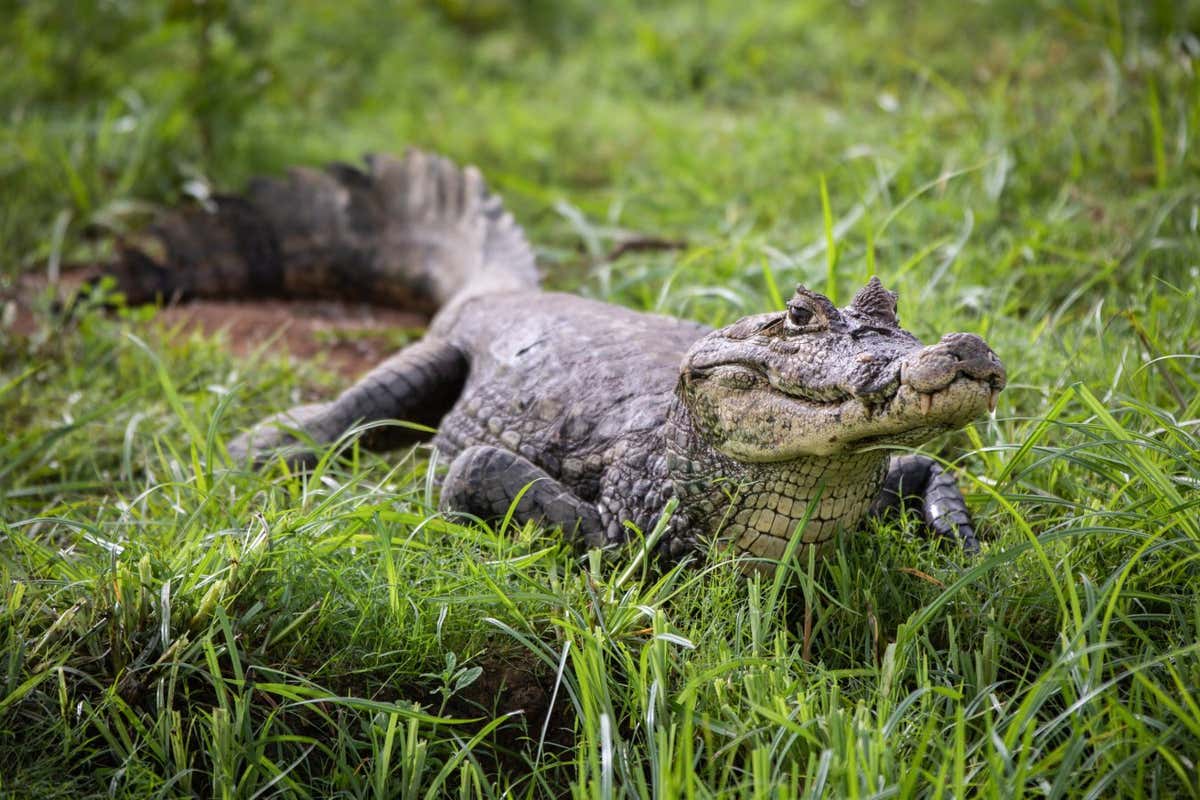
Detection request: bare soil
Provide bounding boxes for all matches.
[152,299,425,377]
[5,270,426,378]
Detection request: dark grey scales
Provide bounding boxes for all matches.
[100,150,1007,569]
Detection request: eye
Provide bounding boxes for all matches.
[782,288,832,334]
[788,304,813,327]
[785,300,826,333]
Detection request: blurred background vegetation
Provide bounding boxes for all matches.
[4,0,1198,308]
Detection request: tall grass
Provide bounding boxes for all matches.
[3,0,1200,796]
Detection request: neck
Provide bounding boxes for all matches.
[663,397,888,562]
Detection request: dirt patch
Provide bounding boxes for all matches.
[448,651,577,781]
[4,270,427,379]
[154,299,426,378]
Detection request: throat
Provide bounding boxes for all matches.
[665,402,888,560]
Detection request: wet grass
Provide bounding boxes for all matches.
[3,0,1200,796]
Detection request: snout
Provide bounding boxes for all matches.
[847,361,901,403]
[900,333,1006,394]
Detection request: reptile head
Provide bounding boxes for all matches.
[678,277,1006,461]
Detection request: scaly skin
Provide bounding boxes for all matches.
[430,280,1005,563]
[100,150,1007,569]
[233,281,1005,566]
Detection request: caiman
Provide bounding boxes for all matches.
[98,150,1006,567]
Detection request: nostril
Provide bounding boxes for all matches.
[938,332,993,361]
[904,334,1005,393]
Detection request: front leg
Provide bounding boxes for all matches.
[870,454,980,553]
[440,445,605,548]
[230,336,466,467]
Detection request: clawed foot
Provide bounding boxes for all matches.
[871,454,981,553]
[226,403,331,468]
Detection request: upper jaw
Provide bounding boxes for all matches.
[771,334,1006,418]
[895,333,1006,416]
[768,333,1007,451]
[899,374,1002,418]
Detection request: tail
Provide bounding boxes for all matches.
[96,150,539,312]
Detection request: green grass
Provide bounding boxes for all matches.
[3,0,1200,796]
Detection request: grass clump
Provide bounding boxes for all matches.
[3,0,1200,796]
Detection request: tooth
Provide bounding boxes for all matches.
[988,390,999,413]
[920,393,933,415]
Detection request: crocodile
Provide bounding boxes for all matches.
[98,150,1006,567]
